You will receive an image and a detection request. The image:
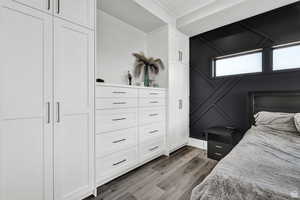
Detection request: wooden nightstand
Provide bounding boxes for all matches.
[206,127,243,161]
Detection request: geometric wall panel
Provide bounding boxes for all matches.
[190,2,300,140]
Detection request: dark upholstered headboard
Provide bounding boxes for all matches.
[248,91,300,125]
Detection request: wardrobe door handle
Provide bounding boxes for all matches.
[46,102,51,124]
[47,0,50,10]
[56,102,60,123]
[179,99,183,110]
[57,0,60,14]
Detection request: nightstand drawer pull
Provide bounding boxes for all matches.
[112,139,126,144]
[149,113,158,117]
[149,130,159,134]
[112,159,127,166]
[215,145,223,149]
[150,93,159,95]
[149,146,159,151]
[113,102,127,105]
[215,153,222,156]
[150,101,159,104]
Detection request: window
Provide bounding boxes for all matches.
[273,43,300,71]
[212,50,263,78]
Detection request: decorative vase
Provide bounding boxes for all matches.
[144,65,150,87]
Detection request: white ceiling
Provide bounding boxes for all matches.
[175,0,300,36]
[98,0,300,36]
[98,0,166,33]
[152,0,216,18]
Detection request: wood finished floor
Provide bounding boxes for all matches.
[85,147,217,200]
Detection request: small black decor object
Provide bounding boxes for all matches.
[96,78,104,83]
[133,52,164,87]
[128,71,132,85]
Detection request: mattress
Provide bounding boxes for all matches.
[191,126,300,200]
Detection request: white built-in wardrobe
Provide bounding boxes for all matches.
[0,1,96,200]
[0,0,189,199]
[168,27,190,152]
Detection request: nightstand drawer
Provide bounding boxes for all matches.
[208,141,233,161]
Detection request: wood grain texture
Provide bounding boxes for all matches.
[84,147,217,200]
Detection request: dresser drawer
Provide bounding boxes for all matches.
[139,123,165,143]
[96,86,137,98]
[208,141,233,161]
[96,98,138,110]
[96,109,137,133]
[139,89,166,98]
[96,128,138,158]
[96,147,138,182]
[139,108,165,125]
[140,138,164,163]
[139,98,165,107]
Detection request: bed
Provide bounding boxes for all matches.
[191,91,300,200]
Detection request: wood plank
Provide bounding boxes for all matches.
[84,147,216,200]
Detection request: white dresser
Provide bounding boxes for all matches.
[95,84,167,186]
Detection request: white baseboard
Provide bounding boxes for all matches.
[188,138,207,150]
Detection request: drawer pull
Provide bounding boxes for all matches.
[149,146,159,151]
[216,145,223,149]
[215,153,222,156]
[112,118,126,121]
[113,91,126,94]
[113,102,127,105]
[112,159,127,166]
[150,93,159,95]
[150,101,159,104]
[112,139,126,144]
[149,113,158,117]
[149,130,159,134]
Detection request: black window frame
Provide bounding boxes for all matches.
[211,49,263,79]
[272,41,300,72]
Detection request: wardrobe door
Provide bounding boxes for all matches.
[176,63,189,145]
[53,18,94,200]
[168,62,189,152]
[0,2,53,200]
[10,0,53,13]
[54,0,95,29]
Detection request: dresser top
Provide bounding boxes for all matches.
[96,83,167,91]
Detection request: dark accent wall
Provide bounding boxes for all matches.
[190,2,300,140]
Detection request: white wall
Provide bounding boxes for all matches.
[97,10,147,84]
[146,26,168,88]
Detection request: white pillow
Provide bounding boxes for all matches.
[294,113,300,133]
[255,111,297,133]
